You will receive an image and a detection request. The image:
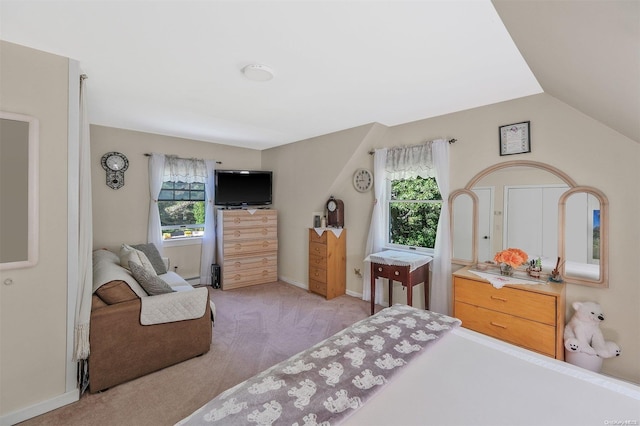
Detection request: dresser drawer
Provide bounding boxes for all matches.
[309,242,327,257]
[223,211,277,229]
[222,266,277,290]
[224,226,277,241]
[309,265,327,283]
[223,239,278,257]
[223,254,277,273]
[455,301,556,357]
[372,263,409,283]
[309,231,327,244]
[309,253,326,268]
[309,279,327,296]
[454,277,556,325]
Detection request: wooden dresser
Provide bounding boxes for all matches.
[308,228,346,299]
[453,265,565,360]
[216,209,278,290]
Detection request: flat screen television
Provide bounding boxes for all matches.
[214,170,273,207]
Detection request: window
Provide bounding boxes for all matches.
[158,181,206,240]
[388,176,441,251]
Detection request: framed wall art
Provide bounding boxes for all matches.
[499,121,530,156]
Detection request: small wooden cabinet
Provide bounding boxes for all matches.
[453,266,565,360]
[216,209,278,290]
[308,228,346,299]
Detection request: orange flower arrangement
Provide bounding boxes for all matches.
[494,248,528,268]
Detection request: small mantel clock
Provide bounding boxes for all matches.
[326,196,344,228]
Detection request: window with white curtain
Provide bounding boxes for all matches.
[388,176,441,252]
[159,156,208,241]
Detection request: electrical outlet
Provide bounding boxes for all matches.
[354,268,362,278]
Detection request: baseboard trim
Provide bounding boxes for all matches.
[278,277,380,304]
[1,389,78,426]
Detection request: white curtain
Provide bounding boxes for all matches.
[361,140,451,314]
[164,155,208,183]
[148,153,165,255]
[199,160,216,284]
[73,76,93,361]
[431,140,451,315]
[362,148,388,305]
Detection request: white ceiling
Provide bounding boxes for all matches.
[0,0,543,149]
[2,1,637,149]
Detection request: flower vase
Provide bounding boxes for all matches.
[500,263,514,276]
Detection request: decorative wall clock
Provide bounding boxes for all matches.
[101,151,129,189]
[326,196,344,228]
[353,168,373,192]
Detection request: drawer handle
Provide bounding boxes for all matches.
[234,230,241,237]
[394,271,400,276]
[262,241,270,247]
[261,217,268,222]
[490,321,507,329]
[378,267,383,272]
[490,296,507,302]
[234,262,241,267]
[261,228,268,235]
[234,218,241,223]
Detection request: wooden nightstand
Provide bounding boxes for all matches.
[453,265,566,360]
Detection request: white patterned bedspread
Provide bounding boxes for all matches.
[177,304,461,425]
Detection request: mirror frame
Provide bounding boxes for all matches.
[558,186,608,287]
[0,111,39,270]
[449,160,608,288]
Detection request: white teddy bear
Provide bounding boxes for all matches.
[564,301,620,358]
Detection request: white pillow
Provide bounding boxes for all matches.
[119,244,155,273]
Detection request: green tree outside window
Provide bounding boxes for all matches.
[389,176,441,249]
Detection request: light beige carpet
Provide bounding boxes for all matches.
[19,281,370,426]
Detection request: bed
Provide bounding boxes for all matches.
[178,305,640,425]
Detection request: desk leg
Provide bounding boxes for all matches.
[370,263,375,315]
[424,269,430,310]
[407,277,413,308]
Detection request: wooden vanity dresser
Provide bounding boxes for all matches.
[453,265,566,360]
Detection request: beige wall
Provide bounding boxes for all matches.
[2,41,638,422]
[90,125,262,279]
[266,93,640,383]
[0,42,71,416]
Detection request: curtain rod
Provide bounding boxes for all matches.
[368,138,457,155]
[144,153,222,164]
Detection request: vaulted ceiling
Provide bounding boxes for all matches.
[1,1,637,149]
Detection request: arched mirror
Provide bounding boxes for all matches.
[451,190,476,264]
[449,160,608,288]
[559,187,608,287]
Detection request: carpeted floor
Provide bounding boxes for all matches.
[19,281,370,426]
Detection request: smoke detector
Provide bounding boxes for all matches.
[242,64,274,82]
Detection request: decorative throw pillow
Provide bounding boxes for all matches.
[95,280,139,304]
[131,243,167,275]
[119,244,155,272]
[129,261,175,296]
